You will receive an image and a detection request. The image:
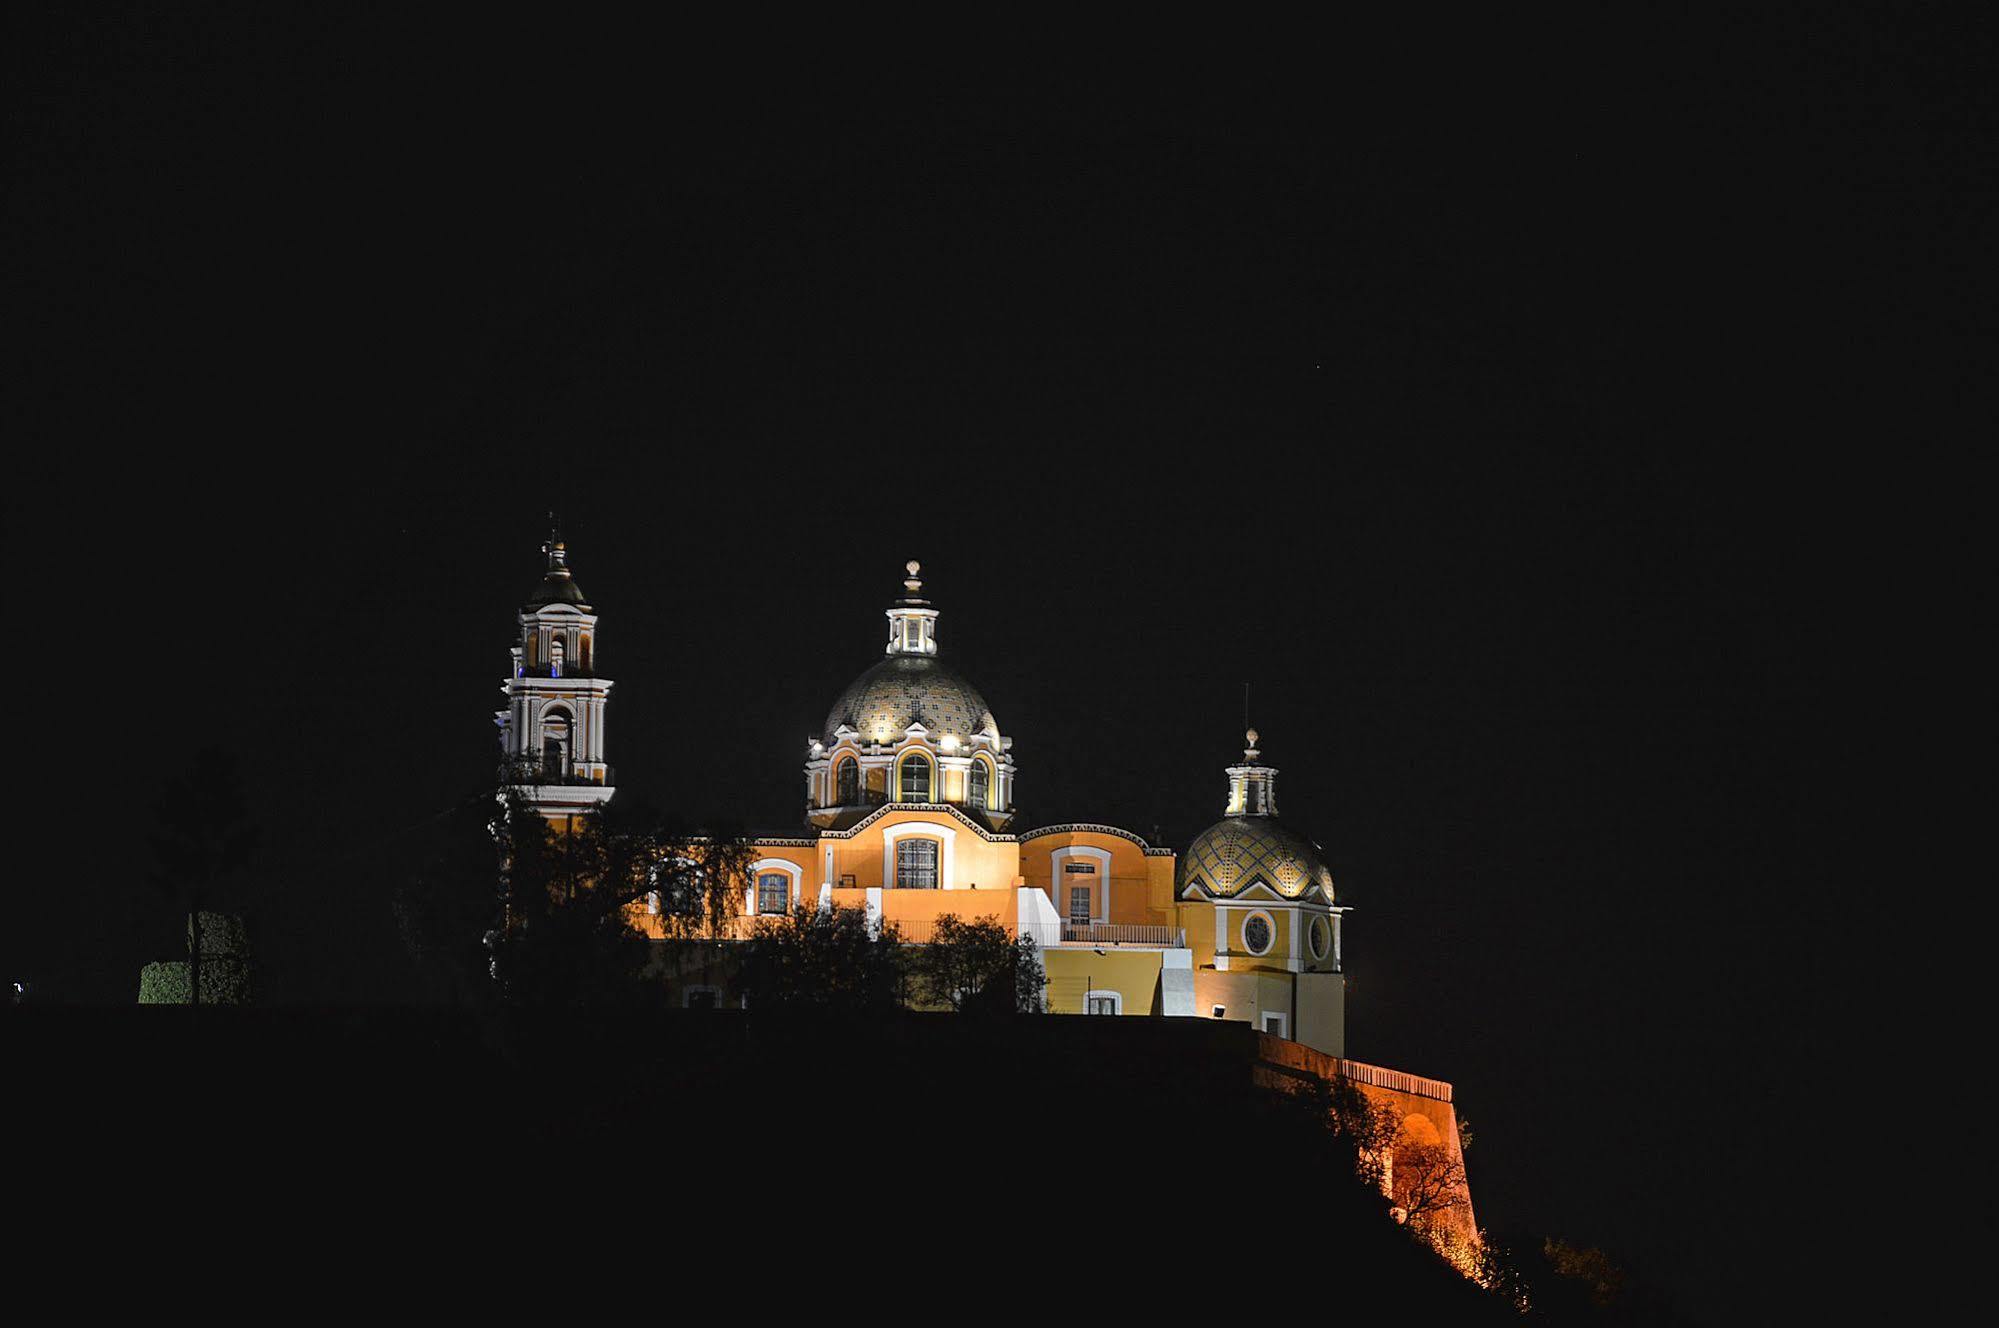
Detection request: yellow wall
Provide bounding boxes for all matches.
[1043,948,1165,1016]
[1191,967,1295,1031]
[1018,831,1172,926]
[876,887,1014,936]
[818,808,1023,891]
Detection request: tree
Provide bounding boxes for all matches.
[398,786,755,1007]
[734,903,906,1011]
[1316,1074,1404,1192]
[489,795,757,1007]
[909,913,1046,1014]
[147,747,259,1006]
[1537,1239,1630,1318]
[1395,1136,1472,1236]
[394,796,509,1004]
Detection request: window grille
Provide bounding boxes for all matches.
[897,839,938,888]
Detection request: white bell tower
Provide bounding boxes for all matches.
[495,521,615,821]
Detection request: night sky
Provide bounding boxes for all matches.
[5,11,1971,1321]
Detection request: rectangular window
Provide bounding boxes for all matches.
[757,872,789,914]
[1061,862,1096,874]
[1262,1012,1288,1039]
[1087,994,1117,1016]
[896,839,938,889]
[1069,885,1091,925]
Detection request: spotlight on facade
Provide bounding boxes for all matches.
[1211,1004,1227,1018]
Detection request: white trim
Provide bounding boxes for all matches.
[1049,845,1114,923]
[1020,823,1168,854]
[882,821,957,889]
[1262,1010,1288,1039]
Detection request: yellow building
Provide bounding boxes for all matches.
[504,544,1358,1052]
[498,541,1476,1245]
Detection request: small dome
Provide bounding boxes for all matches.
[1179,815,1334,901]
[525,572,589,607]
[525,531,589,608]
[825,654,1000,746]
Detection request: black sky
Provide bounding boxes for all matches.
[4,10,1979,1322]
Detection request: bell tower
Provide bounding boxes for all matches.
[495,520,615,822]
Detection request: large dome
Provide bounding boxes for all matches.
[1179,815,1335,900]
[824,654,1001,746]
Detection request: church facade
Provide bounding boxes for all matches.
[495,535,1475,1241]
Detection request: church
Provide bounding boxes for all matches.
[495,532,1476,1240]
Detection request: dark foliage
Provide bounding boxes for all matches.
[395,789,754,1008]
[906,913,1047,1014]
[148,748,260,911]
[735,904,906,1012]
[7,1008,1515,1318]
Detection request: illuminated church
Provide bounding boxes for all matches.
[497,535,1475,1238]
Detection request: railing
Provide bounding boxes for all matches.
[499,762,615,787]
[646,914,1016,945]
[1055,923,1185,948]
[1333,1058,1454,1103]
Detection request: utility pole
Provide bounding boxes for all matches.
[188,888,200,1009]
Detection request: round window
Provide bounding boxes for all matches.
[1243,914,1273,955]
[1308,914,1331,961]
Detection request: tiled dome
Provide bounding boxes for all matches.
[1179,816,1334,901]
[824,655,1000,747]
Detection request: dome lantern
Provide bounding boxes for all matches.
[1225,727,1280,816]
[884,559,939,657]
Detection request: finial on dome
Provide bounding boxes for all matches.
[1245,728,1261,760]
[543,511,570,577]
[904,560,922,594]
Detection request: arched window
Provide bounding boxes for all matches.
[967,760,990,809]
[836,757,859,805]
[898,753,931,802]
[549,635,564,679]
[541,709,572,778]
